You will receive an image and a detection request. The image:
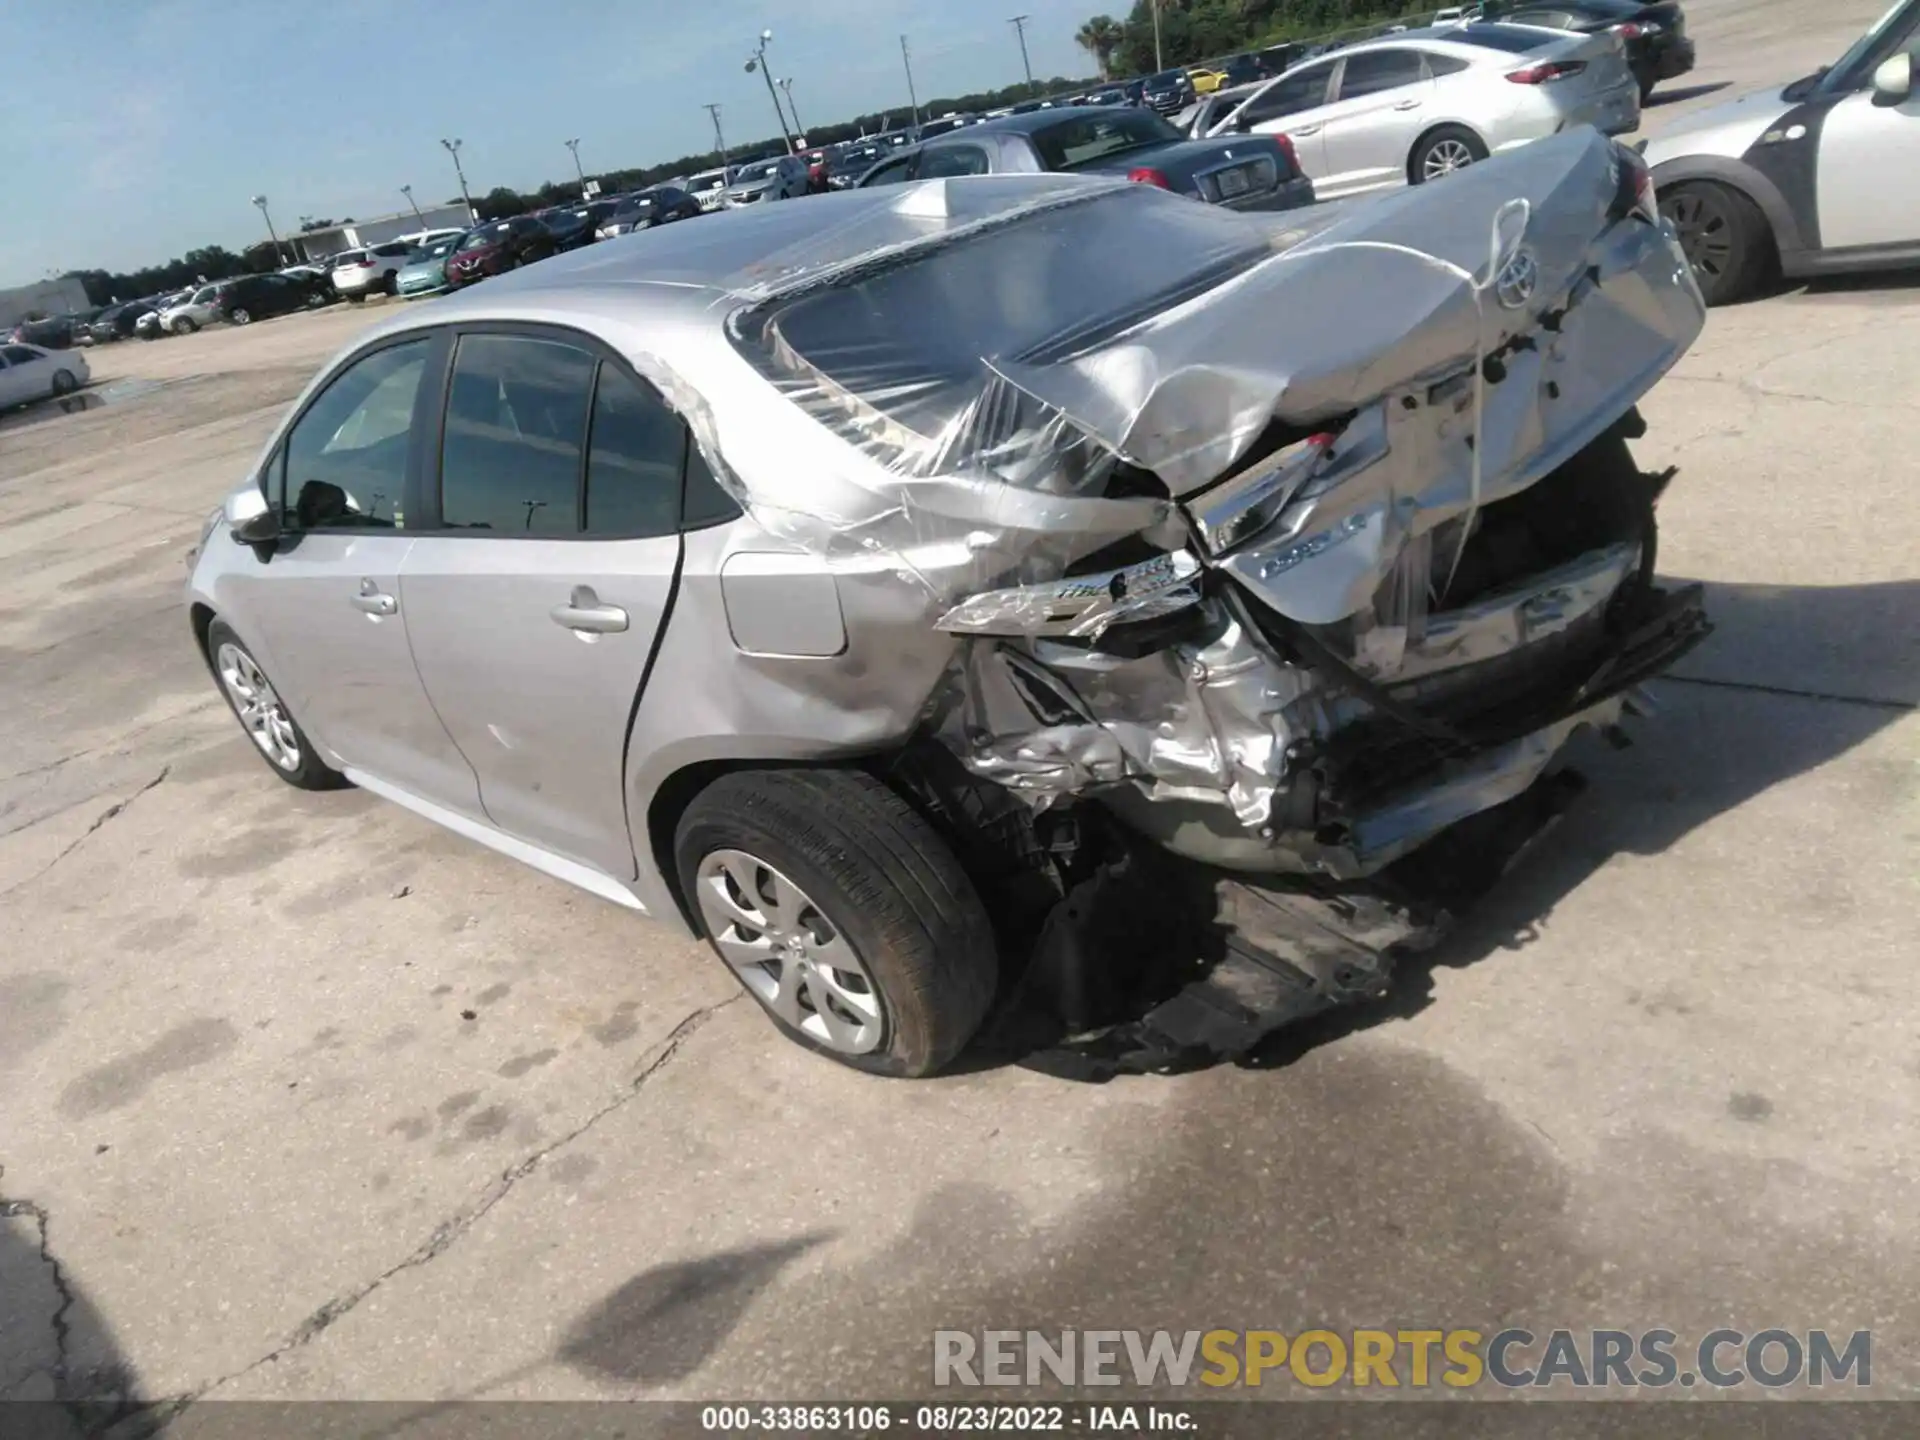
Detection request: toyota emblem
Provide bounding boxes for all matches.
[1495,246,1539,309]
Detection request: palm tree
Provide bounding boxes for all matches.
[1075,15,1125,78]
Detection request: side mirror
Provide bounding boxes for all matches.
[1872,51,1914,105]
[231,509,282,548]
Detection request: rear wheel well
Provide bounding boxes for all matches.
[646,760,834,933]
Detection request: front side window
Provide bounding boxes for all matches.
[281,339,428,530]
[439,334,595,535]
[1336,49,1429,99]
[2,344,39,363]
[861,154,919,186]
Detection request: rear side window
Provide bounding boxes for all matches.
[583,366,687,538]
[439,335,594,535]
[2,344,38,363]
[1237,63,1336,124]
[918,145,991,178]
[1336,49,1428,98]
[861,154,919,186]
[1426,52,1471,76]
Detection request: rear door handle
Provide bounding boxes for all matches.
[1393,99,1422,110]
[352,581,396,616]
[551,585,628,635]
[1292,123,1322,136]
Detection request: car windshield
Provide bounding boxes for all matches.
[457,229,500,251]
[735,187,1271,470]
[1031,110,1183,169]
[737,162,779,182]
[1148,69,1186,86]
[415,240,455,261]
[689,173,727,192]
[1448,22,1562,50]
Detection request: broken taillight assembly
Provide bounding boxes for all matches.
[1128,167,1174,189]
[1506,60,1587,83]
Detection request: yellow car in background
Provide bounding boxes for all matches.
[1188,66,1228,94]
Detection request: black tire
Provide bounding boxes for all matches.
[1660,180,1773,306]
[1409,124,1488,184]
[344,292,365,304]
[204,619,350,792]
[230,307,253,326]
[675,768,997,1078]
[1637,69,1656,104]
[50,370,77,396]
[172,317,198,335]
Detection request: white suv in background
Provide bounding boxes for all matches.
[685,166,738,212]
[329,241,416,301]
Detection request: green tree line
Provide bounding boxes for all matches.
[1076,0,1434,77]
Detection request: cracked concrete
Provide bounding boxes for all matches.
[0,0,1915,1413]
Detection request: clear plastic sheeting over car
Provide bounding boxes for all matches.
[710,129,1705,877]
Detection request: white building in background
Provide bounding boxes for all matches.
[294,203,475,260]
[0,276,92,330]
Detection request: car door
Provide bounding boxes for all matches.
[0,349,19,407]
[1815,48,1920,249]
[1218,59,1340,179]
[1315,48,1437,196]
[397,328,702,879]
[232,334,486,816]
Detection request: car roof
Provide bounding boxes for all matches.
[966,104,1157,137]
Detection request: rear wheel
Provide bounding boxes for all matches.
[1636,68,1657,103]
[675,768,998,1077]
[1410,125,1487,183]
[230,307,253,325]
[205,620,349,791]
[344,292,364,304]
[171,317,198,335]
[50,370,77,396]
[1661,180,1773,305]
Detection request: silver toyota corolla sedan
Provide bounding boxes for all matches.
[187,136,1707,1077]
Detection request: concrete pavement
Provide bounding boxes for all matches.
[2,0,1914,1423]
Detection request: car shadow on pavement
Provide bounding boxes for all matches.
[1646,81,1731,107]
[0,1195,148,1437]
[1240,575,1917,1071]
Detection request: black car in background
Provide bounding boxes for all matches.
[597,186,704,235]
[86,300,160,343]
[830,140,890,188]
[859,105,1314,214]
[9,315,84,349]
[541,201,617,250]
[1484,0,1693,98]
[208,272,326,326]
[1141,68,1196,114]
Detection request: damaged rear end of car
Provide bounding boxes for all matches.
[706,128,1707,1074]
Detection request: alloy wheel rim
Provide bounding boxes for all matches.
[694,849,885,1056]
[1424,139,1475,178]
[215,642,301,771]
[1664,192,1731,279]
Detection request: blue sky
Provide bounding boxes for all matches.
[0,0,1102,285]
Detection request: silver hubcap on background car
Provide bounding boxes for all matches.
[216,642,301,772]
[694,849,884,1055]
[1422,139,1476,179]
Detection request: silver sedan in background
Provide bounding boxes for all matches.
[1204,23,1640,198]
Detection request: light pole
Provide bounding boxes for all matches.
[399,184,423,220]
[564,137,586,190]
[704,102,729,165]
[744,30,797,154]
[1151,0,1164,71]
[778,77,805,139]
[1009,15,1035,95]
[441,138,474,221]
[899,34,923,130]
[251,194,287,265]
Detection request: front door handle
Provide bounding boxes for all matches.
[1393,98,1422,110]
[1292,123,1322,136]
[551,585,628,635]
[352,580,397,616]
